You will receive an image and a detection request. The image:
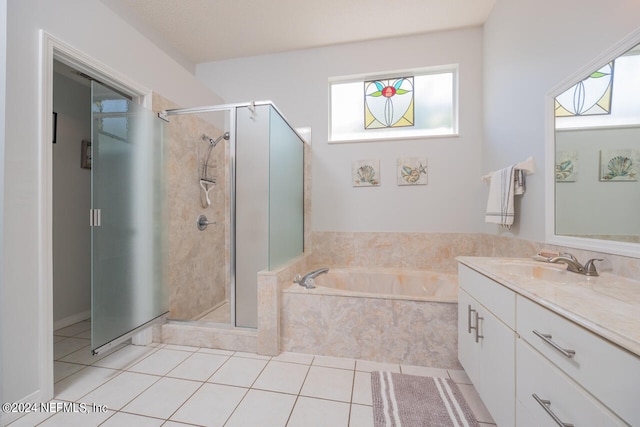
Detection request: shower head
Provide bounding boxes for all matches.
[202,132,230,147]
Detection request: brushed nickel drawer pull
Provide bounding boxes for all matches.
[475,312,484,343]
[468,305,477,334]
[532,393,574,427]
[533,330,576,359]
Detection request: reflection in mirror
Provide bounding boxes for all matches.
[555,43,640,243]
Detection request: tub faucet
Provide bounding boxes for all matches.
[547,253,603,276]
[294,268,329,289]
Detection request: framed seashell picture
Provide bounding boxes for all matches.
[397,157,428,185]
[555,151,577,182]
[599,149,639,181]
[352,159,380,186]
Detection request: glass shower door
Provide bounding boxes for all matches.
[91,81,167,353]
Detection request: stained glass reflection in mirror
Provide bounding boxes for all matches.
[555,62,614,117]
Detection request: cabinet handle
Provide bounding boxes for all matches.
[468,305,477,334]
[532,330,576,359]
[475,312,484,343]
[532,394,574,427]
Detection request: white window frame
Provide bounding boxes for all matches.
[328,65,459,143]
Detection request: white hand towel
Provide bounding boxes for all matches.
[485,165,517,228]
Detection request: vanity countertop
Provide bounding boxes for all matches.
[456,256,640,358]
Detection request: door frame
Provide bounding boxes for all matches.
[39,31,152,401]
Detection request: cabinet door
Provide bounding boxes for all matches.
[458,289,480,384]
[477,304,515,427]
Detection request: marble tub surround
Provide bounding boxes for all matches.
[307,231,640,280]
[307,232,487,272]
[159,322,257,353]
[280,289,460,368]
[291,267,458,302]
[153,94,230,321]
[257,254,308,356]
[457,256,640,357]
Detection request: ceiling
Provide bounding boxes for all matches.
[101,0,496,67]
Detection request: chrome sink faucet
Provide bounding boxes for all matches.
[293,268,329,289]
[547,253,603,276]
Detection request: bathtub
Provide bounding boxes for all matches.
[301,267,457,302]
[280,267,460,368]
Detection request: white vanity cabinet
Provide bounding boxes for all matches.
[458,258,640,427]
[457,265,516,427]
[517,296,639,426]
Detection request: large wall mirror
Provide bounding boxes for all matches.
[547,30,640,257]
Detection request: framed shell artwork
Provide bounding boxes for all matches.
[600,149,639,181]
[352,159,380,187]
[555,151,578,182]
[397,157,427,185]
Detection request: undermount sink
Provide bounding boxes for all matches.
[481,258,580,284]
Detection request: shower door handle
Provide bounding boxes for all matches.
[89,209,101,227]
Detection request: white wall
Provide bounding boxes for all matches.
[52,71,91,326]
[482,0,640,241]
[2,0,223,407]
[197,27,486,233]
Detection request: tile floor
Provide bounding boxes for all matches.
[9,320,496,426]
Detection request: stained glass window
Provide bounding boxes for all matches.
[364,77,414,129]
[555,62,614,117]
[329,66,457,142]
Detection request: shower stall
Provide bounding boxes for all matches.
[159,101,305,329]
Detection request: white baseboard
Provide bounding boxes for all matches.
[53,310,91,332]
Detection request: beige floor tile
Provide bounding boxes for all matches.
[121,377,201,419]
[355,360,401,373]
[166,352,230,381]
[349,404,374,427]
[100,412,164,427]
[252,361,309,394]
[287,396,350,427]
[92,345,159,370]
[400,364,449,377]
[53,338,90,360]
[170,383,247,426]
[300,366,354,402]
[352,371,373,406]
[81,371,160,410]
[127,348,192,376]
[223,389,296,427]
[271,351,314,365]
[54,366,121,401]
[207,356,268,387]
[36,408,113,427]
[312,355,356,370]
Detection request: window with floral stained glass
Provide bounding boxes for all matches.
[329,65,458,142]
[364,77,414,129]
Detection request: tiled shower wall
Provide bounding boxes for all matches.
[153,94,230,320]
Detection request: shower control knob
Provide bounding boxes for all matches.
[197,214,214,231]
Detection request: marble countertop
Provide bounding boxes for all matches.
[456,256,640,358]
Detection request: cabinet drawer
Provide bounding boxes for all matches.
[458,264,515,329]
[517,296,640,426]
[516,340,624,427]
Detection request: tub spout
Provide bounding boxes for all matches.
[294,268,329,289]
